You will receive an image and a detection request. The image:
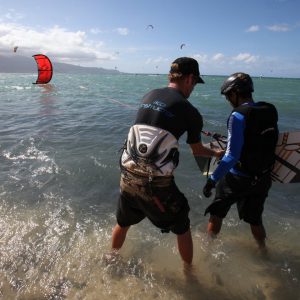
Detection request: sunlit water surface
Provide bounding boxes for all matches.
[0,73,299,299]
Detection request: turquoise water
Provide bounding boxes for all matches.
[0,73,299,299]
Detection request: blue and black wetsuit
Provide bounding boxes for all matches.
[210,108,246,181]
[211,101,278,181]
[205,101,278,225]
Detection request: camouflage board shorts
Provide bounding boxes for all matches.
[116,170,190,234]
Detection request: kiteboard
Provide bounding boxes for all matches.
[196,131,300,184]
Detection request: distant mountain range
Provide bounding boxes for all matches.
[0,54,122,75]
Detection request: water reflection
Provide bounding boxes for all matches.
[38,84,60,117]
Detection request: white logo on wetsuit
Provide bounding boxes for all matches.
[121,124,179,176]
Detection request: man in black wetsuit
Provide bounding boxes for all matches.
[111,57,223,266]
[203,73,278,249]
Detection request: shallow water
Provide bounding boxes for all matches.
[0,73,299,299]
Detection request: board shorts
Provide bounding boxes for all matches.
[116,170,190,234]
[204,172,272,225]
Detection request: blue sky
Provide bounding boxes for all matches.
[0,0,299,77]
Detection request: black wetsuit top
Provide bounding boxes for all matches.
[134,87,203,144]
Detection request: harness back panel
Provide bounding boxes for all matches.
[232,101,278,175]
[121,124,179,177]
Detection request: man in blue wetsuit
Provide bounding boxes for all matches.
[203,72,278,248]
[111,57,223,266]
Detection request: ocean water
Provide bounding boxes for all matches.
[0,73,299,300]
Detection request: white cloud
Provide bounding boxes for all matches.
[193,54,208,63]
[3,9,24,21]
[267,24,290,32]
[233,53,258,63]
[90,28,104,34]
[246,25,260,32]
[115,27,129,36]
[212,53,225,61]
[145,56,169,65]
[0,23,114,63]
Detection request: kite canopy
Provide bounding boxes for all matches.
[32,54,53,84]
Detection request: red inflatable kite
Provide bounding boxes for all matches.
[32,54,53,84]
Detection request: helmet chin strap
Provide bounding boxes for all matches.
[234,95,240,108]
[230,91,240,108]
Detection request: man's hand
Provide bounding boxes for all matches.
[215,149,225,159]
[203,177,216,198]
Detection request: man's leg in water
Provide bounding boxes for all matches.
[177,229,193,265]
[250,224,266,248]
[207,215,223,237]
[111,224,130,249]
